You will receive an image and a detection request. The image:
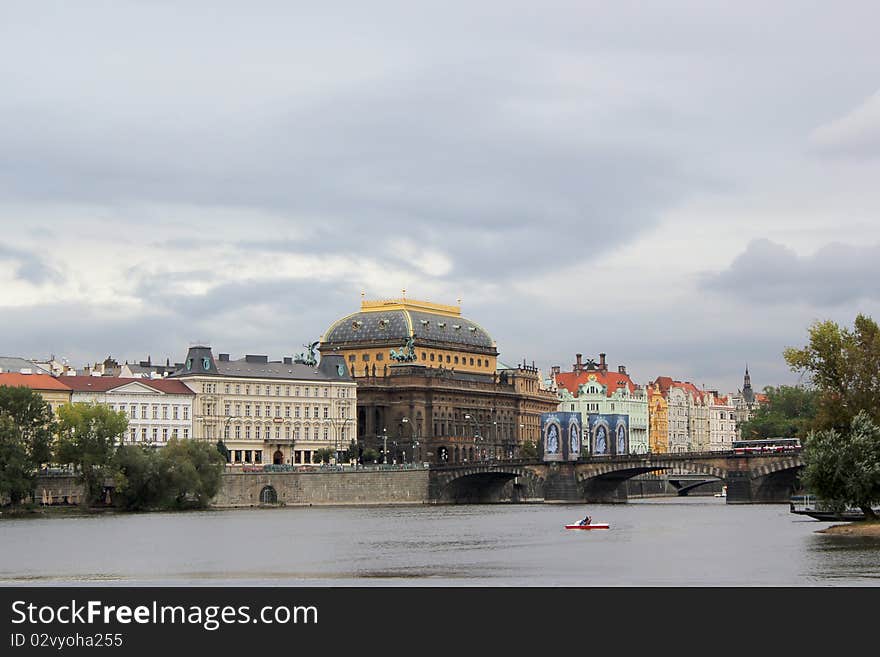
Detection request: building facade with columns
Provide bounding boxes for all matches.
[552,353,649,454]
[62,376,194,445]
[169,346,357,467]
[320,297,557,464]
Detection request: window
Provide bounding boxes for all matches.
[183,428,189,439]
[265,405,271,417]
[276,405,281,418]
[234,450,242,463]
[422,352,427,360]
[323,407,329,419]
[362,354,370,361]
[323,427,329,440]
[295,406,301,418]
[162,405,168,419]
[235,425,241,439]
[130,428,136,442]
[348,354,356,362]
[245,450,252,463]
[141,428,147,442]
[224,403,230,416]
[225,384,230,394]
[255,451,262,464]
[130,405,137,419]
[285,405,290,418]
[255,426,261,440]
[173,406,179,420]
[183,407,189,420]
[245,425,251,439]
[152,428,158,441]
[446,355,451,363]
[276,386,281,396]
[286,386,290,396]
[255,405,261,417]
[304,407,310,419]
[314,406,319,418]
[376,353,384,361]
[430,353,435,361]
[470,358,474,366]
[245,404,251,417]
[454,356,459,364]
[285,426,290,440]
[235,385,241,394]
[162,428,168,442]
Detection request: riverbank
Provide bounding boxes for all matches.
[817,520,880,537]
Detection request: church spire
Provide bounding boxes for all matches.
[743,365,755,405]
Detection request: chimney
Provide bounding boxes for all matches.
[551,365,561,376]
[575,353,583,372]
[599,353,607,372]
[219,354,230,362]
[618,365,626,375]
[283,357,293,365]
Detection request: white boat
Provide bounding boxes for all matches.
[714,485,727,498]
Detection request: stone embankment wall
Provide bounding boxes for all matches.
[215,469,432,507]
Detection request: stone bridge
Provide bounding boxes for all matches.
[427,452,804,504]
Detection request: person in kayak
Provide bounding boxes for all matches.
[579,513,592,526]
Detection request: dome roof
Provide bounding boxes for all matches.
[320,299,495,351]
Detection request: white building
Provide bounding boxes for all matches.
[708,392,738,451]
[62,376,195,445]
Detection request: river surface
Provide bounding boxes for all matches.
[2,498,879,586]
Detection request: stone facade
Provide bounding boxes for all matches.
[647,384,669,453]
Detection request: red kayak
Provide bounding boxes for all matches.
[565,523,610,530]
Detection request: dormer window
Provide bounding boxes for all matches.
[468,326,477,332]
[351,320,363,330]
[437,322,446,329]
[453,324,461,330]
[378,319,389,329]
[420,320,429,327]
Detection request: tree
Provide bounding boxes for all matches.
[739,385,819,439]
[158,438,225,508]
[519,440,539,459]
[55,403,128,506]
[0,386,57,506]
[113,444,166,511]
[216,440,230,462]
[784,314,880,431]
[313,448,334,464]
[361,448,379,464]
[800,411,880,520]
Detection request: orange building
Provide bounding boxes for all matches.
[0,372,72,416]
[647,383,669,453]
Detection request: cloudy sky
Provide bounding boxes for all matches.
[2,1,879,393]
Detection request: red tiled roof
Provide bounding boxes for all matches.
[60,376,194,395]
[0,373,72,391]
[650,377,705,401]
[755,393,769,403]
[555,369,636,398]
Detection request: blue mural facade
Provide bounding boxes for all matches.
[587,413,630,456]
[540,412,583,462]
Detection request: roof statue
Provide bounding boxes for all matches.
[389,335,417,362]
[294,341,320,367]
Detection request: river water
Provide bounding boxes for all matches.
[2,498,878,586]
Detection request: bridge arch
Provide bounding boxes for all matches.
[431,465,544,504]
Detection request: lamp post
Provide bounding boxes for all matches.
[464,414,482,461]
[382,427,388,465]
[401,416,421,463]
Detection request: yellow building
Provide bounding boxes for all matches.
[320,297,498,376]
[0,372,72,416]
[169,346,357,467]
[647,383,669,454]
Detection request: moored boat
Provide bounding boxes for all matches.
[565,523,610,530]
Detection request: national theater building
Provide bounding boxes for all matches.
[319,297,558,464]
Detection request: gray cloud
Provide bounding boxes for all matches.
[700,239,880,306]
[0,244,62,284]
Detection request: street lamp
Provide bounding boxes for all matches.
[382,427,388,465]
[464,414,483,461]
[401,417,421,463]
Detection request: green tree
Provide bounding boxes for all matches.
[784,314,880,431]
[216,440,230,462]
[112,444,167,511]
[55,403,128,505]
[739,385,819,439]
[313,448,334,464]
[158,438,225,508]
[519,440,539,459]
[361,447,379,464]
[800,411,880,520]
[0,386,58,506]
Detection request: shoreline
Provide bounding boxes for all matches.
[816,520,880,537]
